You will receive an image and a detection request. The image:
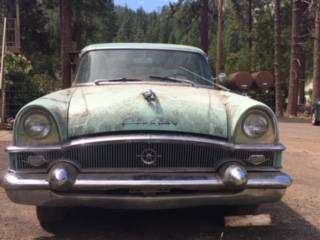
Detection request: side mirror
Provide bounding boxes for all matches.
[69,51,80,73]
[218,73,227,82]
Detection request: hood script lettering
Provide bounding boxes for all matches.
[122,117,178,126]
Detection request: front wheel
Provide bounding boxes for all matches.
[36,206,68,232]
[312,113,320,126]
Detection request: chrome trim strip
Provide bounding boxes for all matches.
[3,171,292,191]
[5,189,287,208]
[6,145,62,152]
[6,134,286,153]
[12,167,280,175]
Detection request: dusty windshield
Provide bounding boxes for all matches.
[75,49,212,86]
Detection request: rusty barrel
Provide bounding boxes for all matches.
[228,71,253,90]
[251,71,274,90]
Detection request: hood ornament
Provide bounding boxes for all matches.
[142,89,156,102]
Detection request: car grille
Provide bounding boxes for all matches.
[12,141,275,172]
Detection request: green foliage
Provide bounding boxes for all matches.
[115,6,135,42]
[4,53,58,117]
[15,0,314,113]
[73,0,117,47]
[5,53,32,75]
[31,74,59,95]
[251,4,274,71]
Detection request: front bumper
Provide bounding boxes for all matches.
[3,171,292,209]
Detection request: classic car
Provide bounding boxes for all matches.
[3,43,292,229]
[312,100,320,125]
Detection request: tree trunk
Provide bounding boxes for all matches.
[200,0,209,54]
[215,0,224,76]
[74,3,82,50]
[313,2,320,103]
[298,52,305,105]
[297,2,308,106]
[60,0,73,89]
[248,0,252,49]
[248,0,253,70]
[287,0,302,116]
[274,0,283,116]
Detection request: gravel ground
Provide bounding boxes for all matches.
[0,120,320,240]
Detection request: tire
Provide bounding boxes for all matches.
[312,113,320,126]
[36,206,68,233]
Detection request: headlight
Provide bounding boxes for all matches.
[233,109,276,144]
[242,112,268,138]
[24,112,52,139]
[14,108,60,146]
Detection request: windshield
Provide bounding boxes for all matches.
[75,49,212,86]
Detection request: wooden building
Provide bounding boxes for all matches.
[0,0,21,53]
[0,0,21,124]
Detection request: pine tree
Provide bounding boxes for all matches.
[60,0,72,88]
[115,7,134,42]
[313,2,320,103]
[200,0,209,54]
[274,0,283,116]
[216,0,224,75]
[287,0,307,115]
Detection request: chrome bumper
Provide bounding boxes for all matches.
[3,171,292,209]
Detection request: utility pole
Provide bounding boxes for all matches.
[15,0,20,52]
[0,18,6,123]
[200,0,209,54]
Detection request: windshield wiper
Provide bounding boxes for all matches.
[149,75,196,86]
[178,66,229,91]
[178,66,213,85]
[94,78,143,85]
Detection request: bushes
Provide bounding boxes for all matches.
[4,52,58,118]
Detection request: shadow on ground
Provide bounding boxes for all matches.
[34,202,320,240]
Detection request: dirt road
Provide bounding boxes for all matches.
[0,120,320,240]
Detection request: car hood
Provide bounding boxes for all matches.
[67,84,228,138]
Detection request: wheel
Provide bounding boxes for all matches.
[36,206,68,232]
[312,113,320,126]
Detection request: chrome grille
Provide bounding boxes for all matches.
[65,142,223,169]
[12,141,275,172]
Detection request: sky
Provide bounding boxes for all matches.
[114,0,177,12]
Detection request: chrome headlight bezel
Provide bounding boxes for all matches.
[233,108,277,144]
[242,111,269,138]
[23,111,52,139]
[14,108,60,146]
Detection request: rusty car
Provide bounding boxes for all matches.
[2,43,292,229]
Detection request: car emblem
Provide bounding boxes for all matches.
[138,148,161,165]
[247,155,267,166]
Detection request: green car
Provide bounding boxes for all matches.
[3,43,292,228]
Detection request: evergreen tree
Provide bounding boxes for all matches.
[115,6,134,42]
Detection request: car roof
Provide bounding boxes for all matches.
[81,43,206,56]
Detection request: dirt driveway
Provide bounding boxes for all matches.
[0,120,320,240]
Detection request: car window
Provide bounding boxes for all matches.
[75,49,211,85]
